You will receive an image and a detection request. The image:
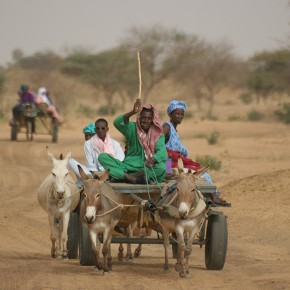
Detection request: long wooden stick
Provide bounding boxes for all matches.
[137,51,142,100]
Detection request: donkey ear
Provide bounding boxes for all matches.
[193,165,210,178]
[99,170,110,183]
[46,146,56,164]
[64,150,72,161]
[78,165,88,180]
[177,157,184,173]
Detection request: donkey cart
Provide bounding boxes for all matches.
[10,103,59,143]
[66,179,228,271]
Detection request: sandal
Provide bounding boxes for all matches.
[210,193,231,207]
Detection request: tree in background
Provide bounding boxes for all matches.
[170,36,240,117]
[247,50,290,103]
[63,46,138,114]
[121,25,183,103]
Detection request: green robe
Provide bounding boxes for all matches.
[98,114,168,182]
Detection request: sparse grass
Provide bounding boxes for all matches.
[275,102,290,124]
[247,110,264,121]
[196,155,222,171]
[206,130,220,145]
[227,114,241,121]
[76,104,97,119]
[239,92,253,104]
[208,115,219,121]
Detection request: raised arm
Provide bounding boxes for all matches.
[123,99,142,123]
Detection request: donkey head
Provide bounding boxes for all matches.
[46,146,71,200]
[78,165,110,224]
[175,157,209,219]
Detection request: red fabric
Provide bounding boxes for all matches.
[166,149,201,171]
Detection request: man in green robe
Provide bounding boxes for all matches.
[98,99,168,184]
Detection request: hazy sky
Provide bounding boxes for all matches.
[0,0,289,66]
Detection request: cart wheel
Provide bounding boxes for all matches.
[67,212,79,259]
[205,214,228,270]
[11,124,18,141]
[52,123,58,143]
[79,222,96,266]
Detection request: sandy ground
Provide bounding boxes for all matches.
[0,116,290,290]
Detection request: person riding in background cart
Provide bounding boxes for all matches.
[35,87,62,124]
[10,84,36,125]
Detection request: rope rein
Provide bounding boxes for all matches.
[92,191,139,218]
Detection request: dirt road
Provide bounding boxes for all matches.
[0,119,289,290]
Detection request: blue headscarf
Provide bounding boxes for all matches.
[167,100,186,116]
[82,122,95,134]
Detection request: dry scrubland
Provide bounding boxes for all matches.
[0,89,290,289]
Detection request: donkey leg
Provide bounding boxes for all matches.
[56,220,63,259]
[184,230,196,278]
[48,215,57,258]
[162,229,170,272]
[175,228,188,278]
[90,230,102,271]
[125,225,134,262]
[60,211,70,258]
[118,243,124,261]
[108,242,113,271]
[134,243,143,258]
[102,227,112,275]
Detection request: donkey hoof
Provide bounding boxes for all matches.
[179,272,191,278]
[134,249,141,258]
[126,256,134,263]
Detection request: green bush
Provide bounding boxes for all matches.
[97,105,117,115]
[227,114,241,121]
[196,155,222,171]
[206,130,220,145]
[275,103,290,124]
[247,110,264,121]
[239,92,253,104]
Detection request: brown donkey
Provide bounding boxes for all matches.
[79,167,122,274]
[158,161,209,278]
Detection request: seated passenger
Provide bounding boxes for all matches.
[35,87,62,124]
[82,122,96,141]
[98,99,168,184]
[163,100,231,207]
[11,84,36,124]
[68,119,125,185]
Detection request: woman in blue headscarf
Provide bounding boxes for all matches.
[163,100,231,207]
